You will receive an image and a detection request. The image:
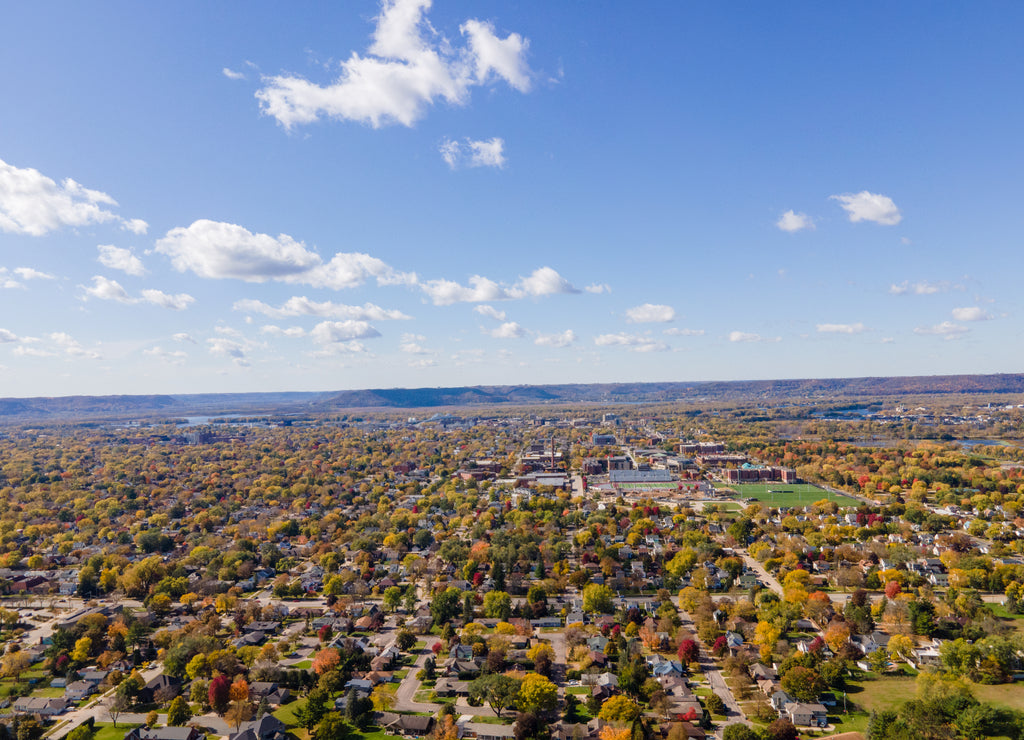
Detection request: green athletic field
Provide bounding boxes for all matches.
[720,482,860,509]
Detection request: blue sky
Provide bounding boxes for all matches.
[1,1,1022,397]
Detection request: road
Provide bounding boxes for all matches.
[675,601,751,739]
[393,636,441,712]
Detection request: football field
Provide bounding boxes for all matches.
[722,482,860,508]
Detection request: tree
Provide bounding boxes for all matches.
[209,674,232,715]
[705,693,725,716]
[186,653,210,681]
[71,636,93,663]
[599,728,631,740]
[518,672,558,713]
[167,696,192,727]
[1,652,31,681]
[598,695,641,723]
[583,584,615,614]
[66,726,94,740]
[396,630,416,652]
[315,711,349,740]
[296,688,330,731]
[469,674,521,718]
[754,621,781,662]
[780,666,825,703]
[312,648,341,675]
[483,591,513,620]
[383,586,403,613]
[370,685,396,712]
[109,693,130,728]
[722,725,759,740]
[887,633,916,662]
[765,718,799,740]
[227,701,254,731]
[677,639,699,665]
[513,712,550,740]
[230,677,250,703]
[431,587,463,625]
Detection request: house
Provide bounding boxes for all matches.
[139,674,182,703]
[378,712,435,737]
[228,716,288,740]
[249,682,291,705]
[125,729,205,740]
[461,723,517,740]
[433,677,470,697]
[785,702,828,728]
[13,697,68,716]
[65,680,97,701]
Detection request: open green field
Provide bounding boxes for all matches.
[721,483,860,509]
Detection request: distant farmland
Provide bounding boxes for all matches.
[719,482,861,509]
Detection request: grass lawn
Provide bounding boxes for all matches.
[34,687,65,698]
[721,483,860,509]
[353,727,404,740]
[986,602,1024,621]
[844,674,915,715]
[972,682,1024,713]
[566,687,590,695]
[469,716,515,725]
[292,660,312,670]
[274,697,306,727]
[93,723,142,740]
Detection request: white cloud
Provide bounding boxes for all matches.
[0,157,126,236]
[439,137,507,169]
[889,280,953,295]
[82,275,133,303]
[951,306,992,322]
[409,358,437,368]
[421,275,509,305]
[13,345,55,358]
[729,331,762,343]
[0,329,18,343]
[173,333,197,344]
[914,321,968,337]
[816,322,866,334]
[421,266,577,305]
[207,337,250,364]
[830,190,902,225]
[121,218,149,235]
[461,19,531,92]
[439,139,461,169]
[488,321,525,339]
[156,219,413,288]
[140,289,195,310]
[98,244,146,276]
[474,304,506,321]
[776,210,814,233]
[663,327,704,337]
[400,340,430,354]
[260,325,307,337]
[310,320,382,344]
[513,267,579,298]
[143,347,187,365]
[49,332,101,359]
[255,0,532,130]
[584,283,611,294]
[12,267,54,281]
[594,333,669,352]
[223,67,246,80]
[156,220,321,280]
[233,296,409,320]
[625,303,675,323]
[535,330,575,347]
